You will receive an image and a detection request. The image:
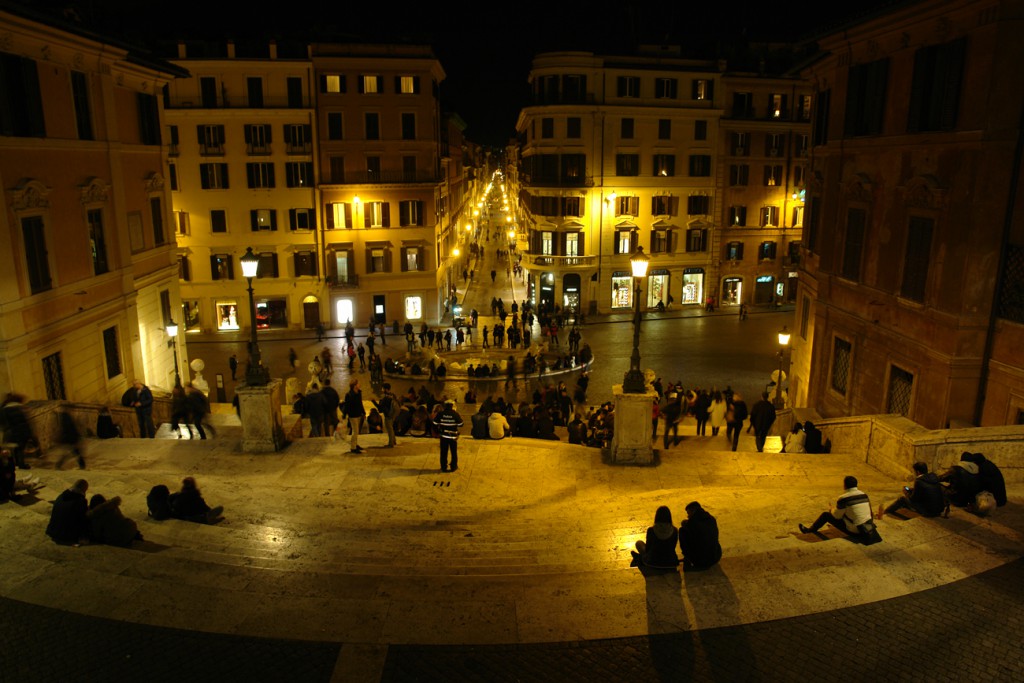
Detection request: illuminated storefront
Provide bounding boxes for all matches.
[682,268,704,305]
[217,301,239,330]
[647,269,669,308]
[611,271,632,308]
[404,295,422,320]
[722,277,742,306]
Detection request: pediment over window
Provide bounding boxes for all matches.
[614,221,637,231]
[652,219,680,230]
[842,172,874,204]
[560,219,585,230]
[79,177,111,205]
[144,172,165,194]
[902,174,947,210]
[9,179,51,211]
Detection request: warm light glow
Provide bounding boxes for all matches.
[607,192,617,203]
[630,245,650,278]
[508,229,515,238]
[778,326,791,346]
[453,247,460,257]
[466,224,472,231]
[473,209,480,216]
[506,216,512,223]
[240,246,260,279]
[166,321,178,337]
[353,195,361,204]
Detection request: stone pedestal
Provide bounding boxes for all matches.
[238,379,287,452]
[611,384,656,464]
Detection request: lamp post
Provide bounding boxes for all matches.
[240,247,270,386]
[622,246,650,393]
[774,325,790,408]
[166,320,181,388]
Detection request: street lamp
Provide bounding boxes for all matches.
[166,320,181,388]
[775,325,790,408]
[622,245,650,393]
[240,247,270,386]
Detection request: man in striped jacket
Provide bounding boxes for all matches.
[433,400,464,472]
[799,476,875,539]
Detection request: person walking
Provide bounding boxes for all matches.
[1,393,35,469]
[343,379,366,453]
[186,383,213,440]
[170,385,191,439]
[725,392,748,452]
[375,383,399,448]
[433,400,463,472]
[321,379,341,438]
[708,390,727,437]
[229,354,238,381]
[357,343,366,371]
[748,392,777,453]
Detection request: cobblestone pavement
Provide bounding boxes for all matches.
[4,556,1023,682]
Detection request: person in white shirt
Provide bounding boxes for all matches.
[799,476,875,539]
[488,411,510,439]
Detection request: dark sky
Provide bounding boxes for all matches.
[22,0,895,146]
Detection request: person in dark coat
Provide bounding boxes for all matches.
[940,456,981,509]
[304,385,327,437]
[748,392,777,453]
[186,383,213,440]
[471,410,489,439]
[88,494,141,546]
[56,404,86,469]
[46,479,90,544]
[2,393,34,468]
[343,380,366,453]
[878,462,944,519]
[170,477,223,524]
[321,379,341,438]
[95,406,120,439]
[725,393,748,452]
[130,379,156,438]
[964,452,1007,507]
[661,393,683,448]
[679,501,722,571]
[170,385,191,438]
[631,505,679,570]
[433,400,464,472]
[693,390,711,437]
[803,421,823,454]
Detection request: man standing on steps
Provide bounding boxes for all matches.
[748,392,777,453]
[433,400,463,472]
[343,379,366,453]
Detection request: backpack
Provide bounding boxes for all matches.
[147,484,172,520]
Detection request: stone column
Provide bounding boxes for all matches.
[611,384,656,464]
[237,379,287,453]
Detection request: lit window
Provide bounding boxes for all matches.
[400,76,417,94]
[405,296,422,320]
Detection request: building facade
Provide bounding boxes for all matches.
[793,0,1024,428]
[512,48,809,315]
[0,6,187,401]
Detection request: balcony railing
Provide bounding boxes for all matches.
[521,254,597,268]
[521,174,593,188]
[166,96,313,109]
[330,170,441,185]
[286,143,312,155]
[246,144,272,156]
[327,274,359,288]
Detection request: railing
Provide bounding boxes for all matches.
[199,144,225,156]
[521,254,597,268]
[331,171,441,184]
[166,96,313,109]
[246,144,272,155]
[521,174,593,188]
[528,93,595,106]
[286,143,312,155]
[327,274,359,288]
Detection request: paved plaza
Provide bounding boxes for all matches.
[1,418,1022,681]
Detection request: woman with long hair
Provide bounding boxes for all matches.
[630,505,679,570]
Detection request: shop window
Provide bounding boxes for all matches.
[611,274,633,308]
[217,302,239,330]
[405,296,422,320]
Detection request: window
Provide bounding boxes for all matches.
[366,247,388,273]
[651,196,674,216]
[615,229,636,254]
[807,197,821,251]
[257,252,278,278]
[798,95,812,121]
[286,162,314,188]
[796,134,809,157]
[759,241,777,260]
[168,125,179,155]
[732,132,749,155]
[766,133,784,156]
[21,215,51,294]
[85,208,109,275]
[210,209,227,233]
[841,208,866,281]
[246,162,275,189]
[732,92,753,117]
[42,352,66,401]
[71,71,93,140]
[211,254,234,280]
[769,93,788,119]
[327,202,352,229]
[617,76,640,98]
[398,75,420,94]
[289,208,314,231]
[901,217,934,302]
[366,156,381,180]
[729,206,747,226]
[800,295,811,339]
[813,89,831,146]
[247,77,264,107]
[694,120,707,141]
[687,229,708,252]
[888,366,914,415]
[287,77,303,107]
[284,124,312,153]
[831,337,852,395]
[178,255,191,281]
[688,155,711,176]
[726,241,744,260]
[692,78,713,101]
[404,295,423,320]
[197,124,225,155]
[173,210,189,236]
[760,206,779,227]
[658,119,671,140]
[541,231,554,255]
[295,251,317,276]
[561,197,582,217]
[616,196,639,216]
[199,163,229,189]
[365,201,390,228]
[327,113,343,140]
[616,154,639,176]
[169,164,178,191]
[620,118,634,139]
[541,117,554,138]
[653,154,675,177]
[565,232,581,256]
[137,94,160,145]
[200,76,218,107]
[244,123,272,154]
[401,112,416,140]
[360,75,383,94]
[792,205,804,227]
[365,113,379,140]
[150,197,165,245]
[321,74,346,93]
[845,59,889,137]
[533,196,558,215]
[399,200,424,226]
[330,156,345,183]
[566,117,581,138]
[0,52,45,137]
[401,246,422,272]
[907,38,966,133]
[729,164,749,186]
[655,77,677,99]
[250,209,277,231]
[687,196,709,215]
[562,74,587,101]
[763,165,783,186]
[403,155,417,181]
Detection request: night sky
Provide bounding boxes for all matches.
[20,0,896,146]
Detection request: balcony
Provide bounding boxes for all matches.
[521,174,593,188]
[521,254,597,269]
[330,170,441,185]
[327,274,359,288]
[246,144,272,156]
[199,143,225,156]
[286,143,312,155]
[166,95,312,109]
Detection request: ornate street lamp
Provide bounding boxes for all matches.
[166,320,181,388]
[622,245,650,393]
[240,247,270,386]
[775,325,790,408]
